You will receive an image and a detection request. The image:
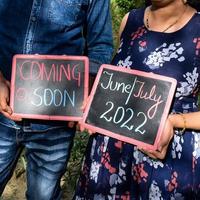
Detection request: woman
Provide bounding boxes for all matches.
[74,0,200,199]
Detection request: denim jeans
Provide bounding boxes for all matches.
[0,115,75,200]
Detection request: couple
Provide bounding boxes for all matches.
[1,0,200,199]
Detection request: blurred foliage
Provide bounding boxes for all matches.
[114,0,145,17]
[65,131,89,185]
[62,131,89,198]
[111,0,145,52]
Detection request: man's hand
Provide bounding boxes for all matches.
[0,76,22,121]
[76,96,96,134]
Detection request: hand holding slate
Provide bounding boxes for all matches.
[0,73,22,121]
[82,65,177,150]
[139,116,174,159]
[10,54,89,121]
[67,121,77,129]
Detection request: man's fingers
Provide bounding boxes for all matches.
[1,111,22,121]
[5,80,10,88]
[1,111,11,119]
[0,95,22,121]
[10,115,22,121]
[0,101,12,115]
[0,81,11,114]
[67,121,76,128]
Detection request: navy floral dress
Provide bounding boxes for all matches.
[74,8,200,200]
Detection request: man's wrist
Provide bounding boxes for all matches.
[0,71,9,87]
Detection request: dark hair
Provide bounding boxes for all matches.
[188,0,200,11]
[145,0,151,7]
[145,0,200,11]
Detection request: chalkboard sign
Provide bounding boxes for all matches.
[10,54,89,121]
[82,65,177,150]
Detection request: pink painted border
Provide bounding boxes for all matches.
[82,64,177,150]
[10,54,89,121]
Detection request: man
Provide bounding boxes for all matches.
[0,0,113,199]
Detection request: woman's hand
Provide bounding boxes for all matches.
[139,115,174,160]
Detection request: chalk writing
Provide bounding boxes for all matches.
[10,55,89,120]
[100,70,164,120]
[31,87,75,107]
[19,60,81,86]
[100,101,147,134]
[84,65,177,149]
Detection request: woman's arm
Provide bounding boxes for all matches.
[118,12,129,39]
[169,112,200,130]
[141,111,200,160]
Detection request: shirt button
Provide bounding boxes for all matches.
[31,16,36,22]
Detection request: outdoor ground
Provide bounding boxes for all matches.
[2,172,74,200]
[2,163,77,200]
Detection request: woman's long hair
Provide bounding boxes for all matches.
[189,0,200,11]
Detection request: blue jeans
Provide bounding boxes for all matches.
[0,114,75,200]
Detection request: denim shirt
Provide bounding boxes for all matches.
[0,0,113,81]
[0,0,113,130]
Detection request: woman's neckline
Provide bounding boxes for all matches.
[142,7,198,35]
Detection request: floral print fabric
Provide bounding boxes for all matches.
[74,9,200,200]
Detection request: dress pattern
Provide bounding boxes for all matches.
[74,8,200,200]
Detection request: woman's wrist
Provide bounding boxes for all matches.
[168,114,176,127]
[168,113,187,134]
[177,113,187,134]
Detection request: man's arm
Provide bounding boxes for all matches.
[85,0,114,76]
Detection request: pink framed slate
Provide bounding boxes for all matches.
[10,54,89,121]
[81,64,177,150]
